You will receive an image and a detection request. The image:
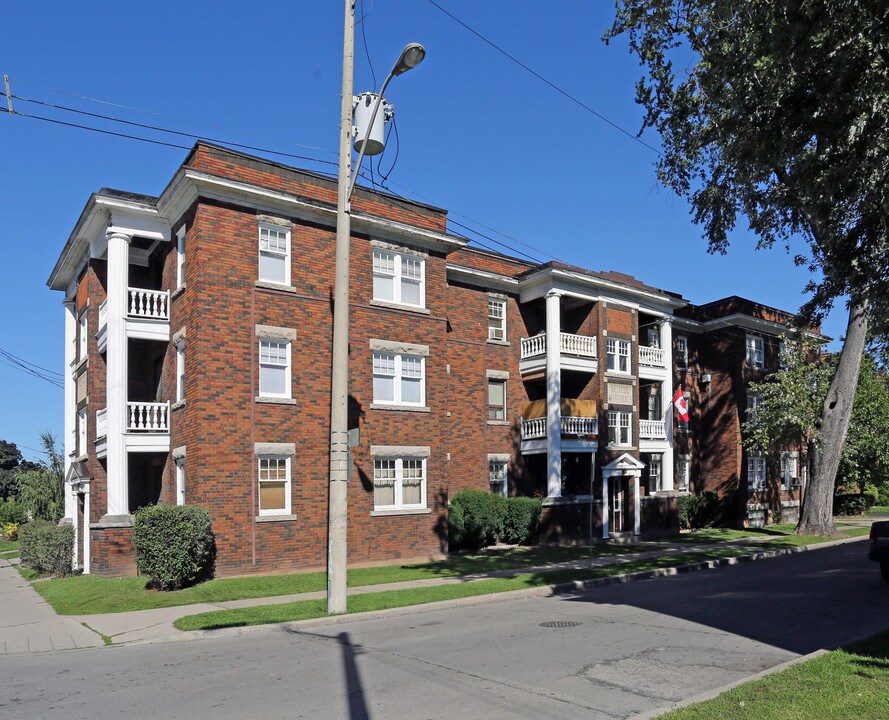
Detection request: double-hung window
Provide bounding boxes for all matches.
[648,454,662,493]
[781,452,799,488]
[677,455,690,491]
[746,334,764,369]
[176,226,186,288]
[77,407,87,457]
[487,378,506,421]
[258,455,291,515]
[747,452,766,491]
[487,298,506,341]
[372,249,425,307]
[372,352,424,406]
[175,342,185,402]
[258,224,291,285]
[489,459,507,497]
[607,410,632,446]
[676,335,689,370]
[373,457,426,510]
[78,312,88,361]
[606,338,630,374]
[259,338,291,398]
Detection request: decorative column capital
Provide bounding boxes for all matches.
[63,298,76,310]
[105,229,133,244]
[545,290,563,301]
[659,315,674,326]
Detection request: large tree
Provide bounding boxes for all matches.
[606,0,889,534]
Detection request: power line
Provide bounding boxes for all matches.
[0,349,64,390]
[424,0,661,155]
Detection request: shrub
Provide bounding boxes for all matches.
[2,522,19,541]
[679,492,719,529]
[132,504,215,590]
[501,497,542,545]
[19,520,74,576]
[0,497,26,525]
[833,492,876,516]
[448,490,506,550]
[877,482,889,508]
[447,501,466,550]
[17,468,63,522]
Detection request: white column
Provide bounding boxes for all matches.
[660,316,675,491]
[633,474,641,535]
[545,291,562,498]
[105,230,131,518]
[63,299,77,520]
[601,474,610,539]
[82,483,91,574]
[70,485,79,570]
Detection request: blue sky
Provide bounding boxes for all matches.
[1,1,840,462]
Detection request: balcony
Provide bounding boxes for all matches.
[94,402,170,459]
[128,401,170,432]
[97,288,171,351]
[128,288,169,320]
[639,419,667,440]
[638,345,669,379]
[520,399,598,454]
[520,332,598,375]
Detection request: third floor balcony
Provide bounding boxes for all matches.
[520,332,598,375]
[97,287,170,351]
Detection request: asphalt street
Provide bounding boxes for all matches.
[3,541,887,720]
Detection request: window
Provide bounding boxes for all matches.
[607,410,632,446]
[372,352,424,406]
[258,456,291,515]
[746,334,764,369]
[779,338,794,369]
[175,459,185,505]
[648,454,662,493]
[487,378,506,421]
[606,338,631,374]
[175,342,185,402]
[77,407,87,456]
[646,388,661,420]
[677,455,690,491]
[78,312,88,361]
[489,459,507,497]
[781,452,799,488]
[488,298,506,341]
[646,327,660,348]
[676,336,689,370]
[259,338,291,398]
[258,224,291,285]
[747,452,766,491]
[176,226,186,288]
[372,249,425,307]
[373,457,426,510]
[747,392,761,426]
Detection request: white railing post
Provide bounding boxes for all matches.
[126,402,170,432]
[127,288,170,321]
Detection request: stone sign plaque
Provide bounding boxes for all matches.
[607,382,633,406]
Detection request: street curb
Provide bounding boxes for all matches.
[125,534,867,648]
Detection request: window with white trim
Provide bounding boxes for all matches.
[175,342,185,402]
[258,455,291,515]
[372,352,425,405]
[677,455,690,491]
[676,335,689,370]
[781,452,799,488]
[77,407,87,457]
[746,391,762,426]
[607,410,632,446]
[78,311,88,361]
[489,459,507,497]
[176,226,186,288]
[258,224,291,285]
[646,327,660,348]
[606,338,630,373]
[648,454,662,492]
[373,457,426,510]
[747,452,766,491]
[175,459,185,505]
[488,298,506,341]
[259,338,291,398]
[487,378,506,421]
[372,249,425,307]
[746,334,764,369]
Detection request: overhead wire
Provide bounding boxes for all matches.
[0,348,64,389]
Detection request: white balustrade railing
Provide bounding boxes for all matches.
[521,417,547,440]
[96,408,108,439]
[520,334,547,359]
[128,402,170,432]
[128,288,170,320]
[639,419,667,439]
[638,345,667,368]
[560,333,597,358]
[522,415,598,440]
[98,298,108,327]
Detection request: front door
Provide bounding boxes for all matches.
[609,477,630,532]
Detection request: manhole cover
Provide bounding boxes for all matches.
[539,620,582,628]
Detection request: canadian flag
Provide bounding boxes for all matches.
[673,387,689,422]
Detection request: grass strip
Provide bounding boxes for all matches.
[0,540,19,553]
[660,630,889,720]
[678,524,868,545]
[173,548,751,631]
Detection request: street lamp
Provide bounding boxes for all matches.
[328,0,425,614]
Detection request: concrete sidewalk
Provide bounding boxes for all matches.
[0,532,870,655]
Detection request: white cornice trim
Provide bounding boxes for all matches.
[446,263,519,292]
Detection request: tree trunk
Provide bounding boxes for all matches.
[796,297,869,536]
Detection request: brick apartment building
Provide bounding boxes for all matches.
[48,143,820,576]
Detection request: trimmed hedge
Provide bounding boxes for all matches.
[19,520,75,576]
[132,504,215,590]
[502,497,542,545]
[834,492,876,516]
[679,491,719,530]
[448,491,542,550]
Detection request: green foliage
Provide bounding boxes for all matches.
[501,497,542,545]
[15,432,65,522]
[679,492,719,530]
[0,497,26,525]
[833,493,876,516]
[132,504,215,590]
[19,520,74,576]
[0,469,20,501]
[448,490,506,551]
[1,523,19,541]
[0,440,22,470]
[876,483,889,507]
[838,355,889,490]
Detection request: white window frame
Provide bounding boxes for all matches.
[607,410,632,447]
[175,458,185,506]
[746,334,764,369]
[258,223,291,286]
[648,454,662,493]
[373,456,427,511]
[77,406,87,457]
[677,455,690,492]
[487,378,507,421]
[487,298,507,341]
[781,452,799,488]
[372,248,426,308]
[676,335,689,369]
[747,391,761,421]
[176,225,186,288]
[257,455,292,516]
[606,338,631,374]
[747,452,766,491]
[646,327,660,348]
[78,311,88,361]
[259,338,292,399]
[372,352,425,406]
[488,459,508,498]
[175,341,185,402]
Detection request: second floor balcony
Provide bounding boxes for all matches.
[95,401,170,458]
[520,398,598,452]
[520,332,598,375]
[97,287,171,351]
[639,419,667,440]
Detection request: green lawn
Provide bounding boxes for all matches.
[0,539,19,554]
[680,524,869,546]
[869,506,889,514]
[173,548,749,631]
[661,631,889,720]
